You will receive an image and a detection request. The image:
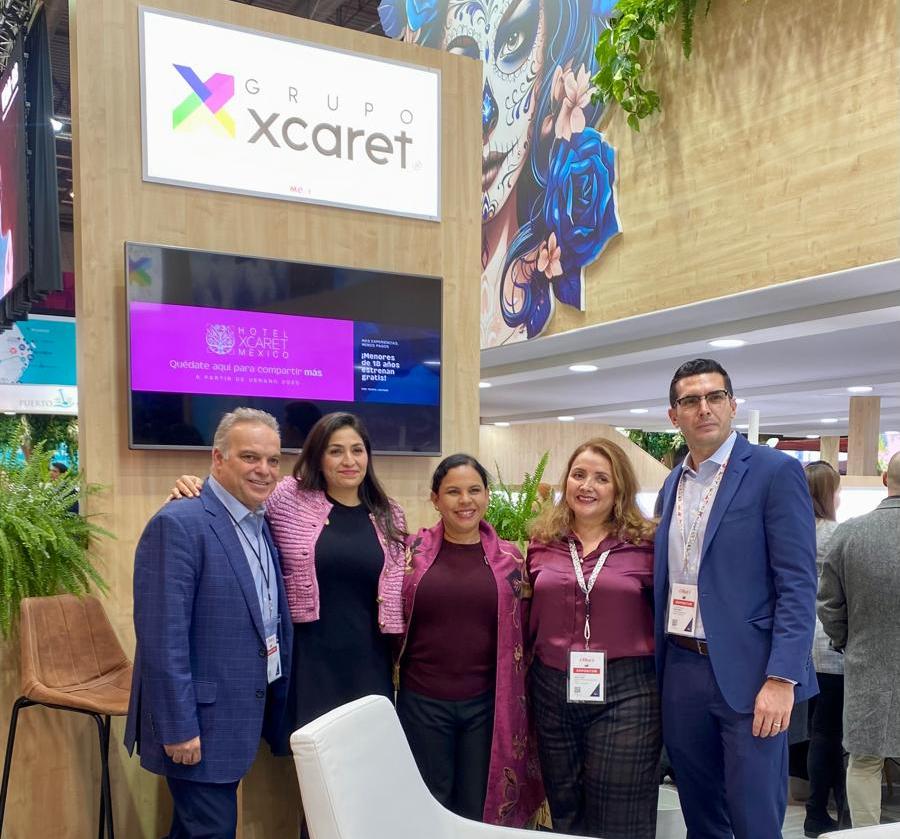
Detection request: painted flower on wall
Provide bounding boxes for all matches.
[379,0,622,345]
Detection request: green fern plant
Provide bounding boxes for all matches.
[0,436,110,637]
[592,0,715,131]
[485,451,550,554]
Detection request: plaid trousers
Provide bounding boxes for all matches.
[529,655,661,838]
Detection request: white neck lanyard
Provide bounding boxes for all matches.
[567,538,611,649]
[675,458,728,573]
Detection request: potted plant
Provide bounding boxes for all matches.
[0,435,109,638]
[485,452,551,555]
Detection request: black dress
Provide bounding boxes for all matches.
[279,496,394,748]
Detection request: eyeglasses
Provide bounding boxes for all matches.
[673,389,732,410]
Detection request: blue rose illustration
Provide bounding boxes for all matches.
[406,0,438,30]
[377,0,406,37]
[542,128,620,305]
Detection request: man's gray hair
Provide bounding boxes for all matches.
[213,408,280,456]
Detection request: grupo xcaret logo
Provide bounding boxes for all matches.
[172,65,236,137]
[167,63,415,170]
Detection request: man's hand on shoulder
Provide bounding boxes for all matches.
[752,678,794,738]
[164,736,202,765]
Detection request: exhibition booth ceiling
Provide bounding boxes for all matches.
[480,259,900,438]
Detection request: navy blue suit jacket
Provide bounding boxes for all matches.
[124,483,292,783]
[653,434,818,713]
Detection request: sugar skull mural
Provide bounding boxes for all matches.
[378,0,621,347]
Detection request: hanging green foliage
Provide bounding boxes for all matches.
[485,451,550,555]
[0,432,109,638]
[591,0,716,131]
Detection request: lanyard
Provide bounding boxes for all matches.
[225,508,275,622]
[568,538,611,650]
[675,459,728,572]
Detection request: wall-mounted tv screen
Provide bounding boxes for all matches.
[0,40,30,303]
[126,243,442,454]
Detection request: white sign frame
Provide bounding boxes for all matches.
[138,6,441,221]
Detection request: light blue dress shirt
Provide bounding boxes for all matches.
[208,474,279,637]
[667,431,738,639]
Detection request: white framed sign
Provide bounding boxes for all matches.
[139,7,441,220]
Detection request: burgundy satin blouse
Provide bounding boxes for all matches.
[527,535,655,671]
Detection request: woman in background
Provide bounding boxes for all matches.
[397,453,542,827]
[803,460,844,838]
[526,437,659,839]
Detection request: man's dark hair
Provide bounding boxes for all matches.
[50,461,69,474]
[669,358,733,406]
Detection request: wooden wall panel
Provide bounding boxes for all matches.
[0,1,480,836]
[479,422,670,493]
[543,0,899,338]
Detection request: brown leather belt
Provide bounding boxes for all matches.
[668,635,709,656]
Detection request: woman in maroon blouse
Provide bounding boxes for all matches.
[397,454,543,827]
[527,437,660,839]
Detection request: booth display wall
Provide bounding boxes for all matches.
[479,422,670,493]
[541,0,899,339]
[0,1,481,837]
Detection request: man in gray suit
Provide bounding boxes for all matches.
[818,452,900,828]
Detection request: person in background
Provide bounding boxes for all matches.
[803,460,845,837]
[818,452,900,828]
[526,437,659,838]
[49,460,68,480]
[126,408,292,839]
[397,453,543,827]
[654,358,818,839]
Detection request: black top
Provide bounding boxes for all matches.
[280,496,393,745]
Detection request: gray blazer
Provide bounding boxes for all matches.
[818,496,900,756]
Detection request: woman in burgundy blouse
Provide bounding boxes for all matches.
[527,437,660,839]
[397,454,543,827]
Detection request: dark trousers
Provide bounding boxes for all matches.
[165,777,240,839]
[396,688,495,821]
[806,672,845,824]
[662,641,788,839]
[529,656,661,839]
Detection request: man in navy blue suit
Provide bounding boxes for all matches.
[654,359,817,838]
[125,408,292,839]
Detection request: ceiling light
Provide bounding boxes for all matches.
[846,385,873,393]
[50,118,63,132]
[765,437,780,448]
[614,426,626,434]
[806,434,820,439]
[568,363,598,373]
[820,418,839,424]
[708,338,747,349]
[69,191,74,199]
[494,421,510,427]
[629,408,649,414]
[736,423,749,429]
[557,415,575,422]
[478,381,492,389]
[735,398,746,405]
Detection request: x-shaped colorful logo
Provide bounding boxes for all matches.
[172,65,235,137]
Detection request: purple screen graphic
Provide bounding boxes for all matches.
[129,301,354,401]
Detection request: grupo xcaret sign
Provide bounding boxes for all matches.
[138,7,441,220]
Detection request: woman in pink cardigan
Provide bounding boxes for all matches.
[397,454,543,827]
[169,412,407,752]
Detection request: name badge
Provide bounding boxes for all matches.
[667,583,699,636]
[266,633,282,684]
[567,649,606,703]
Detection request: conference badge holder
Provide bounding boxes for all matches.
[567,649,607,703]
[567,538,610,704]
[266,633,282,683]
[667,583,699,637]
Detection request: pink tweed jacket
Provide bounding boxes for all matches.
[265,477,407,632]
